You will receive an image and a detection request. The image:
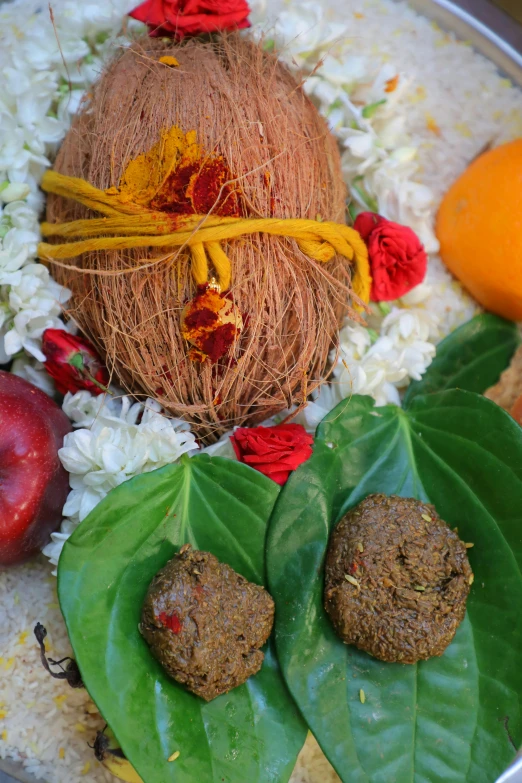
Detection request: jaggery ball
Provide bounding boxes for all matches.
[324,494,473,664]
[140,544,274,700]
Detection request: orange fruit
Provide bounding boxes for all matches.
[436,138,522,321]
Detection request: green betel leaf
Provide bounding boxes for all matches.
[58,454,306,783]
[404,313,519,405]
[267,391,522,783]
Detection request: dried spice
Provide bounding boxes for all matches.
[324,494,473,664]
[92,729,127,763]
[140,544,274,701]
[34,623,84,689]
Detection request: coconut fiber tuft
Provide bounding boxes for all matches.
[48,34,358,440]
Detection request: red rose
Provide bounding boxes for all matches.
[41,329,110,396]
[129,0,251,38]
[230,424,313,485]
[354,212,427,301]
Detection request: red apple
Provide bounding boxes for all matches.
[0,371,72,566]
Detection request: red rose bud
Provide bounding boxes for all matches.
[41,329,110,396]
[230,423,313,486]
[130,0,251,38]
[353,211,384,242]
[354,212,428,302]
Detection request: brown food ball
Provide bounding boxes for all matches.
[324,494,473,664]
[140,544,274,701]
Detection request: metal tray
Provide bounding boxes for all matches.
[1,1,521,781]
[411,0,521,79]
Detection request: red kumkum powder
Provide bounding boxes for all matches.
[200,322,237,364]
[181,287,242,364]
[151,143,244,364]
[188,158,239,216]
[184,306,219,330]
[150,157,240,217]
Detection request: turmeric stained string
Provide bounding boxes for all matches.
[39,169,371,305]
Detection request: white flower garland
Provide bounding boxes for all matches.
[43,391,197,567]
[0,0,140,377]
[250,0,477,410]
[0,0,479,567]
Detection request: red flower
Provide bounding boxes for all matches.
[129,0,251,38]
[231,424,313,486]
[354,212,427,301]
[41,329,110,396]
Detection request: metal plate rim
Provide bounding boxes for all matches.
[0,1,521,782]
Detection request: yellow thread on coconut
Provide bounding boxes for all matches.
[39,174,371,305]
[39,124,370,304]
[45,31,376,439]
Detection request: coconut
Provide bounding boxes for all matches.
[47,34,360,440]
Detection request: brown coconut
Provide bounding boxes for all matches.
[48,34,359,440]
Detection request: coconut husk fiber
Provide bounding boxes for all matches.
[48,33,359,441]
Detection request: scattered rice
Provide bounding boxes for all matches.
[2,0,522,781]
[292,734,340,783]
[0,560,112,782]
